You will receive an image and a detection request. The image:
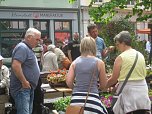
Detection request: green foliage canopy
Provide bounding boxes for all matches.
[69,0,152,23]
[89,0,152,23]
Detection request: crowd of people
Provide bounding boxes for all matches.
[0,24,151,114]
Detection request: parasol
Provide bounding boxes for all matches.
[136,28,151,34]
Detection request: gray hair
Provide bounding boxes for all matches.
[114,31,132,46]
[25,28,41,38]
[47,44,56,51]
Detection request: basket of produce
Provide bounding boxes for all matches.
[47,69,67,88]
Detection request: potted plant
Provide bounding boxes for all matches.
[47,69,67,87]
[149,89,152,101]
[100,92,114,114]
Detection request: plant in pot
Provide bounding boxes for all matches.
[53,96,71,113]
[149,89,152,101]
[100,92,114,114]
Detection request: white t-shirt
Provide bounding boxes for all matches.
[146,41,151,53]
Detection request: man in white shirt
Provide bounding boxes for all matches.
[145,38,151,54]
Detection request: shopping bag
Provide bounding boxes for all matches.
[62,57,71,69]
[66,105,84,114]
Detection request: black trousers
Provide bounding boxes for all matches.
[32,78,44,114]
[127,110,150,114]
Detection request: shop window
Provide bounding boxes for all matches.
[0,20,29,58]
[127,0,136,5]
[33,20,49,39]
[54,20,72,49]
[0,21,9,30]
[33,20,48,31]
[19,21,27,29]
[55,21,70,30]
[10,21,18,29]
[55,22,62,30]
[94,0,102,2]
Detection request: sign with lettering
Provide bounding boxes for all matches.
[0,10,77,19]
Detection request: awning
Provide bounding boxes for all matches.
[136,28,151,34]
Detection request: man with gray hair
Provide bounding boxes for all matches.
[10,28,41,114]
[42,44,58,71]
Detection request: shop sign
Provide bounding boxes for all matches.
[0,11,77,19]
[2,38,22,43]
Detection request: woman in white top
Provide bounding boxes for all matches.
[106,31,151,114]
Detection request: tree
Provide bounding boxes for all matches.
[69,0,152,23]
[89,0,152,23]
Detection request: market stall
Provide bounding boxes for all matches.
[40,69,72,97]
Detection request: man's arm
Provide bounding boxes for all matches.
[102,46,115,58]
[67,42,73,62]
[67,50,72,62]
[12,59,31,88]
[66,63,75,89]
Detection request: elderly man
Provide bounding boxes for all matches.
[0,55,10,95]
[42,44,58,71]
[10,28,41,114]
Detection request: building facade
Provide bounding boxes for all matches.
[0,0,80,58]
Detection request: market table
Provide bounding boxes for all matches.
[41,83,72,97]
[53,87,72,97]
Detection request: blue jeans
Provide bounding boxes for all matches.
[13,88,34,114]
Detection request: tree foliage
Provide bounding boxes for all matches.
[68,0,76,3]
[98,18,135,46]
[99,18,146,67]
[89,0,152,23]
[69,0,152,23]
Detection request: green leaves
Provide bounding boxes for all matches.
[68,0,76,3]
[53,96,71,112]
[89,0,152,23]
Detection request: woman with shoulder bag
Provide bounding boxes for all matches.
[66,37,108,114]
[106,31,151,114]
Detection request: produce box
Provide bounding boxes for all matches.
[47,69,67,88]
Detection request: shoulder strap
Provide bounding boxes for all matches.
[117,52,138,95]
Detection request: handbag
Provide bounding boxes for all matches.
[66,106,84,114]
[111,52,138,108]
[62,57,71,69]
[65,62,97,114]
